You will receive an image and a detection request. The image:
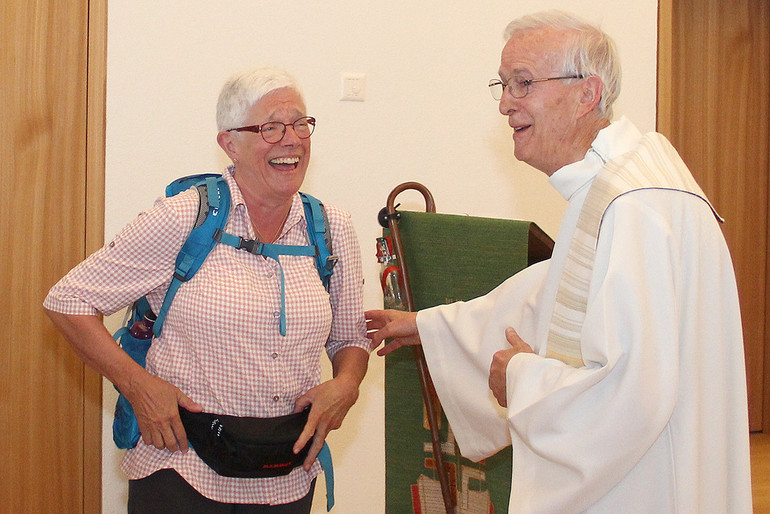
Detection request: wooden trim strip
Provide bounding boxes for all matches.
[656,0,673,137]
[84,0,107,512]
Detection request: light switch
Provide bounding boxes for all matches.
[341,73,366,101]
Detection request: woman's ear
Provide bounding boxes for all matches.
[217,131,238,161]
[578,75,604,116]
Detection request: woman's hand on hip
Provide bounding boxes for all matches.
[123,371,203,453]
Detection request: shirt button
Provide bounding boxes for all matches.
[272,395,280,402]
[271,352,279,359]
[272,311,281,318]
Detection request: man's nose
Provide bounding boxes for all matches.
[498,88,517,116]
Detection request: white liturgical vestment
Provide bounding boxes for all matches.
[417,118,752,513]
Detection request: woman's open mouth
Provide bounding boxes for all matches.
[269,156,300,170]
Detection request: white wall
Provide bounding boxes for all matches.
[103,1,658,512]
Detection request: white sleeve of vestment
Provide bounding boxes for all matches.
[416,259,549,461]
[504,191,729,512]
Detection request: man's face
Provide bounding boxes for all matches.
[497,29,586,175]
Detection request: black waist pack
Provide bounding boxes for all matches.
[179,406,313,478]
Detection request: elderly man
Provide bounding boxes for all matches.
[366,10,752,513]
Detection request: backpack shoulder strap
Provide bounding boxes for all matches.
[153,174,230,336]
[300,192,337,290]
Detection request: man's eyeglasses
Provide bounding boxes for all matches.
[227,116,316,144]
[488,76,583,100]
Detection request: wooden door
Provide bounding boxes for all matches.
[1,1,106,511]
[658,0,770,431]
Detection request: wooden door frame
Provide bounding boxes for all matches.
[85,0,107,511]
[657,0,770,433]
[656,0,674,137]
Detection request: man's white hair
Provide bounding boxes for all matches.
[504,10,621,119]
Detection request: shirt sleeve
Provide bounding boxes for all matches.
[323,205,370,361]
[43,191,198,317]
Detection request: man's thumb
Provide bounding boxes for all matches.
[505,327,519,347]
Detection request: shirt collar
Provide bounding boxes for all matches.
[549,116,643,201]
[223,165,305,236]
[223,165,246,207]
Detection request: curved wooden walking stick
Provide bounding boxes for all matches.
[383,182,456,514]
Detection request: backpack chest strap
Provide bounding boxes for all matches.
[214,229,318,336]
[215,230,317,258]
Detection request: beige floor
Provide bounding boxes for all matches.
[752,432,770,513]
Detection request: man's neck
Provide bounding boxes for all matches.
[551,115,611,175]
[576,115,611,156]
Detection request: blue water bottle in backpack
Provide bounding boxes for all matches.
[112,297,155,449]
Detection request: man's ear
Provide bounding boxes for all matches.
[217,131,238,161]
[578,75,604,117]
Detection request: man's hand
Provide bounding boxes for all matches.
[365,309,421,356]
[122,372,202,453]
[489,327,533,407]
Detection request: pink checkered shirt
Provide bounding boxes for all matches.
[44,169,369,504]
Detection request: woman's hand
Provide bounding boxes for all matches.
[121,371,203,453]
[365,309,421,356]
[44,309,202,453]
[292,347,369,470]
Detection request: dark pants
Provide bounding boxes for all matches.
[127,469,315,514]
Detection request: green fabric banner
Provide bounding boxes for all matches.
[384,211,551,514]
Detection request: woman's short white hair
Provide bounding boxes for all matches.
[504,10,621,119]
[216,67,305,131]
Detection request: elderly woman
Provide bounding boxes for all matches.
[44,67,370,512]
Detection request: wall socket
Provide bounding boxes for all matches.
[341,73,366,102]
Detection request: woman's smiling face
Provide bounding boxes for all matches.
[225,87,311,202]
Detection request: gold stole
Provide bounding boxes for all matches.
[546,133,721,367]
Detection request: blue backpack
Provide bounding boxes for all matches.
[112,173,337,450]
